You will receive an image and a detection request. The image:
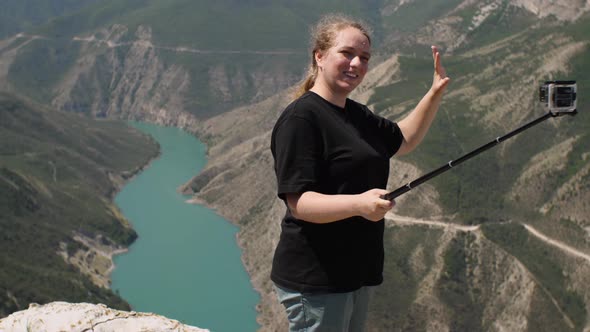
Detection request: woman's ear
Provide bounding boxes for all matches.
[314,51,323,67]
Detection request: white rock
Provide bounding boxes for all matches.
[0,302,209,332]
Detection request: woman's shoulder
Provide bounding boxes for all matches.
[271,93,322,143]
[277,92,324,123]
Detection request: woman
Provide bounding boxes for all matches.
[270,14,450,332]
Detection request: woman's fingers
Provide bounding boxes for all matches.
[431,45,450,92]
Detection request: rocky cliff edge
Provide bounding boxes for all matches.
[0,302,209,332]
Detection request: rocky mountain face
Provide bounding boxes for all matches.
[379,0,590,55]
[1,0,589,331]
[512,0,590,21]
[1,25,299,131]
[51,24,199,128]
[0,1,309,129]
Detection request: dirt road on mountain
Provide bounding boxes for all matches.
[72,35,302,55]
[522,224,590,264]
[387,213,480,232]
[387,213,590,264]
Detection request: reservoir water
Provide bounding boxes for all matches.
[111,122,260,332]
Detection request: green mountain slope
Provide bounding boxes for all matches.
[0,0,101,39]
[0,92,158,316]
[372,17,590,224]
[32,0,383,48]
[366,11,590,330]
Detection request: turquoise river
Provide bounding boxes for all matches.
[111,122,260,332]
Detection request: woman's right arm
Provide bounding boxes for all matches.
[286,189,395,224]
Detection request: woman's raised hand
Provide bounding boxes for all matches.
[431,45,451,94]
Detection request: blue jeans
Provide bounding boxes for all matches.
[274,284,373,332]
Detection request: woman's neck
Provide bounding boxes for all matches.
[310,85,348,108]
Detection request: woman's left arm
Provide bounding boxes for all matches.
[397,45,451,156]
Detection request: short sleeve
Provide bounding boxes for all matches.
[359,105,404,157]
[377,116,404,158]
[271,115,322,200]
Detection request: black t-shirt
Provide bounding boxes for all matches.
[270,91,404,293]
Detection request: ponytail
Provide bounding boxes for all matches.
[294,56,318,99]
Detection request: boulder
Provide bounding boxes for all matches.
[0,302,209,332]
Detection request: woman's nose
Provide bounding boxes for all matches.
[350,56,362,67]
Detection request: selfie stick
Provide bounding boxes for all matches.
[381,107,577,201]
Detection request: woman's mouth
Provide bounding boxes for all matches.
[343,71,359,79]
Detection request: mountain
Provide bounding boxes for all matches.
[0,92,158,316]
[1,0,589,331]
[0,0,101,39]
[0,0,392,124]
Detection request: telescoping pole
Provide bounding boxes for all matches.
[381,110,576,201]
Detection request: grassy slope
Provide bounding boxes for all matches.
[366,7,590,331]
[381,0,463,33]
[367,226,444,331]
[0,92,159,317]
[483,223,586,330]
[7,37,82,103]
[373,11,589,224]
[0,0,101,38]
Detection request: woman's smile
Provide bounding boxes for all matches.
[343,71,359,79]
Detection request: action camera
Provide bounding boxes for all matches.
[540,80,577,114]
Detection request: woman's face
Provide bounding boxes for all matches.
[315,27,371,97]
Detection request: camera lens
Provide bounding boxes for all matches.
[553,88,574,107]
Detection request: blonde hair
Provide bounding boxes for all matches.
[293,14,372,100]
